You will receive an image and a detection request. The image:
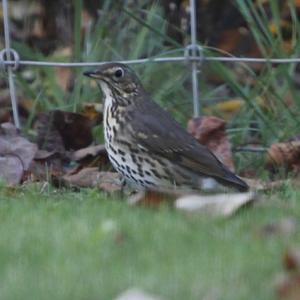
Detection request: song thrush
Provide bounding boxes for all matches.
[84,63,248,192]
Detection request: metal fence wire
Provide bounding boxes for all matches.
[2,0,300,129]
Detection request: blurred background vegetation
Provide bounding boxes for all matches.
[0,0,300,177]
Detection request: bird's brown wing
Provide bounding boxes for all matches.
[126,98,248,191]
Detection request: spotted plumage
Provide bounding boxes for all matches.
[84,63,249,192]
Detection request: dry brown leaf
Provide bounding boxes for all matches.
[0,94,31,126]
[0,109,11,124]
[81,102,103,125]
[284,248,300,272]
[34,149,57,160]
[98,172,123,192]
[217,27,261,59]
[0,156,24,185]
[275,245,300,300]
[0,123,37,185]
[276,274,300,300]
[128,190,177,206]
[72,144,106,161]
[0,122,18,136]
[266,140,300,170]
[35,110,93,152]
[0,123,37,170]
[29,153,65,182]
[35,112,65,153]
[187,116,235,171]
[62,168,122,192]
[175,192,256,217]
[30,144,68,183]
[62,167,102,188]
[71,144,110,170]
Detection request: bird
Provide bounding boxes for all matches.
[84,63,249,193]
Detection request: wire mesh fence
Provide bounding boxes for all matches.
[1,0,300,130]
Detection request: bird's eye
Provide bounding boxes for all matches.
[114,68,124,78]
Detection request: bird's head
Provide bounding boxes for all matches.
[84,63,143,105]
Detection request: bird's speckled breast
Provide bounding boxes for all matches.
[103,97,173,190]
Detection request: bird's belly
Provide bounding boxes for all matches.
[105,141,221,192]
[105,141,172,190]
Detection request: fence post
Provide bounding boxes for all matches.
[189,0,200,117]
[1,0,20,128]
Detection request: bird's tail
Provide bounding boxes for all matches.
[214,168,249,192]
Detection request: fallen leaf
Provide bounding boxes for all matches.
[62,168,122,192]
[70,145,110,172]
[35,112,65,153]
[114,288,163,300]
[98,172,123,192]
[34,149,57,160]
[284,248,300,272]
[275,245,300,300]
[81,102,103,125]
[72,144,106,161]
[0,122,18,136]
[0,156,24,185]
[276,273,300,300]
[204,98,244,120]
[62,167,102,187]
[29,146,69,182]
[217,28,261,58]
[0,109,11,124]
[35,110,93,152]
[266,140,300,171]
[0,124,38,170]
[128,190,177,206]
[29,153,65,182]
[187,116,235,171]
[0,122,37,185]
[175,191,256,217]
[71,144,110,169]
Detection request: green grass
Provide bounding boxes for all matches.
[0,183,299,300]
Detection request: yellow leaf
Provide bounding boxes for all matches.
[204,98,244,120]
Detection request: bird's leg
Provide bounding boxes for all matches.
[120,176,128,195]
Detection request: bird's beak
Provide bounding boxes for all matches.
[83,70,100,78]
[84,67,107,79]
